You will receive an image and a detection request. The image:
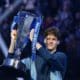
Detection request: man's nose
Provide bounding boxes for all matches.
[49,40,53,43]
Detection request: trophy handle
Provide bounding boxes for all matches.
[32,16,43,61]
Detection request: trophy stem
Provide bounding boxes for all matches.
[14,48,21,59]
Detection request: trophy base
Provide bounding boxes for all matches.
[2,58,27,73]
[0,65,26,78]
[0,58,31,79]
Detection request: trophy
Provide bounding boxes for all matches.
[1,11,42,77]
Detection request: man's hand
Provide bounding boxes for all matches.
[29,29,42,50]
[8,29,17,53]
[29,29,35,41]
[11,30,17,40]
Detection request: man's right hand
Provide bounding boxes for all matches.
[8,30,17,53]
[11,30,17,40]
[29,29,35,41]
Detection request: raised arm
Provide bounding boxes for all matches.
[8,30,17,54]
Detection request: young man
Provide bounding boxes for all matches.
[8,27,67,80]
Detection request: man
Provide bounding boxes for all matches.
[8,27,67,80]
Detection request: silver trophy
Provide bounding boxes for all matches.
[2,11,42,74]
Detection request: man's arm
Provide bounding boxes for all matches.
[8,29,32,58]
[8,39,16,53]
[8,30,17,57]
[36,41,67,78]
[38,47,67,77]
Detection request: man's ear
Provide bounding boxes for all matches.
[57,40,60,45]
[44,39,46,44]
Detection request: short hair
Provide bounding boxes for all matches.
[44,27,61,40]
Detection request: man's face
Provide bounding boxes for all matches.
[45,34,59,51]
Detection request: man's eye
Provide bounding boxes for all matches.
[47,38,56,40]
[47,38,50,40]
[52,38,56,40]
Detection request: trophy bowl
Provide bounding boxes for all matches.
[1,11,38,74]
[1,11,43,79]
